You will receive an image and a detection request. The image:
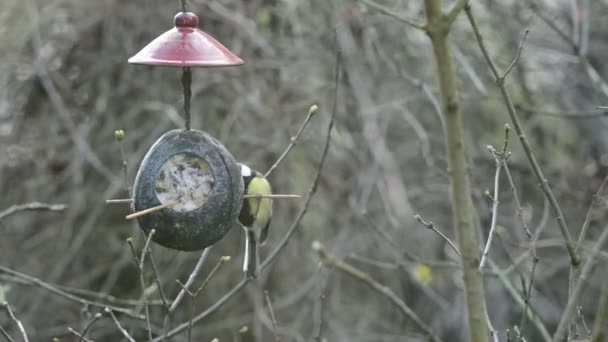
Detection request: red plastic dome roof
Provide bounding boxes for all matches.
[128,12,244,67]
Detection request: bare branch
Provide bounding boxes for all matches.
[264,291,281,342]
[105,308,136,342]
[0,267,141,319]
[312,241,442,342]
[176,256,230,297]
[527,0,608,97]
[127,231,156,342]
[516,106,608,119]
[169,248,211,313]
[264,104,318,178]
[527,1,572,47]
[67,327,93,342]
[148,253,169,309]
[488,259,552,341]
[415,214,460,256]
[0,325,15,342]
[577,175,608,251]
[71,312,102,342]
[591,274,608,342]
[464,4,581,266]
[444,0,469,27]
[162,248,212,341]
[502,30,529,79]
[553,225,608,341]
[0,202,67,220]
[480,156,502,270]
[2,302,28,342]
[357,0,426,31]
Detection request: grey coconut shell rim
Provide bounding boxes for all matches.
[132,129,244,251]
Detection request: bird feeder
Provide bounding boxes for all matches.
[127,5,244,251]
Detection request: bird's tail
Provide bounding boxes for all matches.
[244,229,260,279]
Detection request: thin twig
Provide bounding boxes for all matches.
[527,1,572,47]
[176,256,230,297]
[0,325,15,342]
[444,0,469,27]
[553,224,608,342]
[363,212,417,261]
[174,256,229,342]
[527,0,608,98]
[126,202,175,220]
[67,327,93,342]
[162,248,211,342]
[577,174,608,250]
[2,302,28,342]
[169,248,211,312]
[481,143,508,342]
[486,310,499,342]
[264,104,318,178]
[127,231,156,342]
[502,30,529,79]
[591,272,608,342]
[502,163,532,239]
[480,157,502,270]
[0,267,141,319]
[105,308,136,342]
[264,291,280,342]
[517,106,608,119]
[312,241,442,342]
[313,273,328,342]
[114,129,130,197]
[356,0,426,31]
[73,312,102,342]
[0,202,66,220]
[415,215,460,256]
[577,306,591,337]
[487,259,552,341]
[148,253,169,308]
[499,128,541,339]
[520,256,539,340]
[0,274,164,307]
[464,4,580,266]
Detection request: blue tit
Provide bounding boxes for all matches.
[238,163,273,279]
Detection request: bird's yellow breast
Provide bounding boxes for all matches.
[245,176,272,230]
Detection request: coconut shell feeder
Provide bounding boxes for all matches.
[126,2,244,251]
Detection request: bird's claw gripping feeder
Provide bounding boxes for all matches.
[127,4,244,251]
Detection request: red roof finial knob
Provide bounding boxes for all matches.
[174,12,199,29]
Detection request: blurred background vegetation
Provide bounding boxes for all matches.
[1,0,608,341]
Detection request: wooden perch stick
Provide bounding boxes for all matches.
[126,202,176,220]
[243,194,301,199]
[106,199,133,204]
